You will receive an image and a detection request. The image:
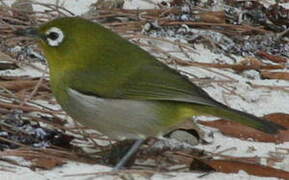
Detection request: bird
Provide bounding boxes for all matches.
[16,17,285,170]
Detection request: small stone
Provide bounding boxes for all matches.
[168,130,199,146]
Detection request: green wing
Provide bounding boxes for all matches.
[69,56,220,107]
[117,60,219,106]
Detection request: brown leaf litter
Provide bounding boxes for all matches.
[0,0,288,179]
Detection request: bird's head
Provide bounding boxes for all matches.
[16,17,110,68]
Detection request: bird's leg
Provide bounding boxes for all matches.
[113,139,145,170]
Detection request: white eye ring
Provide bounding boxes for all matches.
[45,27,64,47]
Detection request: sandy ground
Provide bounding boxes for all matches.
[0,0,289,179]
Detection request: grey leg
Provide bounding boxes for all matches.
[113,139,145,170]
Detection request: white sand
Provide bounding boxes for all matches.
[0,0,289,179]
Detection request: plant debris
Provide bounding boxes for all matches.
[195,159,289,179]
[0,0,288,179]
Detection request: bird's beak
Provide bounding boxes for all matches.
[15,28,46,63]
[15,28,40,38]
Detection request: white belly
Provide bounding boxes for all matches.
[66,88,166,140]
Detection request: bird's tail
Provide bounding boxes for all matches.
[194,104,286,134]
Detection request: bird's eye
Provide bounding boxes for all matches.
[45,27,64,47]
[47,32,59,40]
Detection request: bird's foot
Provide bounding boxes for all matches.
[113,139,145,170]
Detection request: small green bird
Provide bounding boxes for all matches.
[17,17,285,169]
